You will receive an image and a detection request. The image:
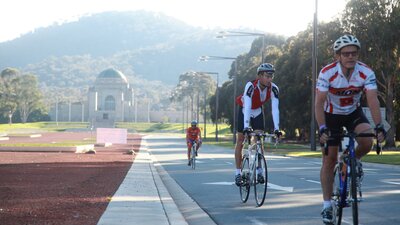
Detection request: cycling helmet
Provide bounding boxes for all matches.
[257,63,275,74]
[191,120,198,126]
[333,35,361,52]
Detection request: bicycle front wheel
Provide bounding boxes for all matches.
[240,156,250,203]
[254,153,268,207]
[350,158,358,224]
[332,163,343,225]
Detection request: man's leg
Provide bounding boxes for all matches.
[234,132,245,186]
[235,132,245,169]
[320,145,338,223]
[354,123,373,159]
[187,142,192,166]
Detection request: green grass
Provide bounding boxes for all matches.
[1,121,399,165]
[0,122,89,133]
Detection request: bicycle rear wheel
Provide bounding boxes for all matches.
[350,158,358,224]
[191,146,196,170]
[240,156,250,203]
[254,153,267,207]
[332,163,343,225]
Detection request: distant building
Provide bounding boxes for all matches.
[49,68,191,126]
[88,68,134,127]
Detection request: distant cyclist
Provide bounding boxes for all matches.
[234,63,282,186]
[315,34,386,224]
[186,120,202,166]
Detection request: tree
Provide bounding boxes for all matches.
[16,74,44,123]
[170,71,216,122]
[0,68,21,123]
[342,0,400,147]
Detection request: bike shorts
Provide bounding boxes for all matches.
[237,106,264,133]
[187,139,200,149]
[325,107,370,146]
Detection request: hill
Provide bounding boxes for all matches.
[0,10,257,86]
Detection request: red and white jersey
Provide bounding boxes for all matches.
[236,79,280,130]
[316,61,377,115]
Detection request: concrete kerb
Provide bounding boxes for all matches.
[97,138,187,225]
[147,136,217,225]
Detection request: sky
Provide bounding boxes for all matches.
[0,0,348,42]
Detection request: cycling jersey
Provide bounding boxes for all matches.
[316,61,377,115]
[186,127,201,141]
[236,79,280,131]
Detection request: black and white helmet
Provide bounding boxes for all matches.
[333,35,361,52]
[257,63,275,74]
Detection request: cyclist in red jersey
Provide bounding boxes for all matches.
[315,34,386,224]
[234,63,282,186]
[186,120,202,166]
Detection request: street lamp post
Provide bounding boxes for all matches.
[311,0,318,151]
[197,71,219,142]
[199,55,238,144]
[216,31,266,63]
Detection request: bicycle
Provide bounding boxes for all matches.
[189,140,197,170]
[325,129,381,225]
[239,131,276,207]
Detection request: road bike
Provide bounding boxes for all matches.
[189,140,197,170]
[239,131,276,207]
[325,129,380,225]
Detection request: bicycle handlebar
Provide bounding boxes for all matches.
[323,132,382,155]
[243,132,278,146]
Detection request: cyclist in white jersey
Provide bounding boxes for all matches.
[234,63,282,186]
[315,34,386,224]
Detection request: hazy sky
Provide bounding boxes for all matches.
[0,0,347,42]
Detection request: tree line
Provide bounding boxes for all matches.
[172,0,399,147]
[0,68,48,123]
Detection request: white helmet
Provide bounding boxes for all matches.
[257,63,275,74]
[333,35,361,52]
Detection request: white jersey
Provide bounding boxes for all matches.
[316,61,377,115]
[239,80,280,131]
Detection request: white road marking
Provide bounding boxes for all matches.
[305,179,321,184]
[382,181,400,185]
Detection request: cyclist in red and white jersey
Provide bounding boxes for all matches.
[315,34,386,224]
[234,63,282,186]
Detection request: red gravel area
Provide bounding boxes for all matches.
[0,132,142,225]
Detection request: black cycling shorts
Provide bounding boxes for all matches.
[325,107,370,146]
[237,106,264,133]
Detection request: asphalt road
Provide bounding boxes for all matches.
[146,135,400,225]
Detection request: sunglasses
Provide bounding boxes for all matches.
[340,51,359,57]
[259,72,274,78]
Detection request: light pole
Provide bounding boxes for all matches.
[216,31,266,63]
[197,71,219,142]
[199,55,238,144]
[311,0,318,151]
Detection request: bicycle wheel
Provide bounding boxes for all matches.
[349,158,358,224]
[191,146,196,170]
[254,153,267,207]
[332,163,343,225]
[240,156,250,203]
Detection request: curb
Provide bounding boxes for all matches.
[147,135,217,225]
